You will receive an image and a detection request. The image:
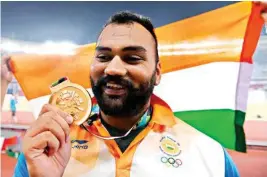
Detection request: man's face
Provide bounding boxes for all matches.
[90,22,161,117]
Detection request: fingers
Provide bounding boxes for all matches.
[24,131,60,157]
[26,111,68,146]
[25,104,74,150]
[1,55,11,70]
[23,104,74,160]
[39,104,73,124]
[50,111,71,143]
[5,56,12,72]
[2,55,10,63]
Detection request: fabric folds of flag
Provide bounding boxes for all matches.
[9,2,265,152]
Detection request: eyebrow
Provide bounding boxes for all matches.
[95,46,112,52]
[95,46,147,52]
[122,46,147,52]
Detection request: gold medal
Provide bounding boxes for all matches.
[48,77,92,125]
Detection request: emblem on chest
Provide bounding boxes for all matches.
[159,136,183,168]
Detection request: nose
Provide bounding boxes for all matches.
[104,55,127,76]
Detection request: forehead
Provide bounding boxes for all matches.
[97,22,155,50]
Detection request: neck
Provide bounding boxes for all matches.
[101,101,150,131]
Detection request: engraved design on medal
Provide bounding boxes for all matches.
[56,89,85,120]
[49,78,92,125]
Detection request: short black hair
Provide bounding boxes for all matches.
[101,11,159,63]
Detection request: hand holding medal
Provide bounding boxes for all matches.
[49,77,93,126]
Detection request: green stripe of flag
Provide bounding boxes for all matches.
[174,109,246,152]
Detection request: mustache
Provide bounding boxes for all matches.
[95,75,134,90]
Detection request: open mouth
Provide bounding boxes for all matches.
[106,83,124,89]
[104,82,126,95]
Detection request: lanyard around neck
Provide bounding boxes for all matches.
[81,104,152,140]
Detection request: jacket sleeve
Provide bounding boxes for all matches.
[223,149,240,177]
[13,153,29,177]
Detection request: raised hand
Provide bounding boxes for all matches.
[23,104,73,177]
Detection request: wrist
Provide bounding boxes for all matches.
[1,79,10,86]
[1,79,9,96]
[1,76,11,84]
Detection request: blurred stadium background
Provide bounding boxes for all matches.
[1,2,267,177]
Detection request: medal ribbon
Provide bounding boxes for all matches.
[88,103,152,130]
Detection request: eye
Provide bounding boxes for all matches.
[124,55,143,63]
[96,54,112,62]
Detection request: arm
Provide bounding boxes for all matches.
[1,80,9,107]
[1,56,13,108]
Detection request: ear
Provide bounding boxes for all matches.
[154,61,161,86]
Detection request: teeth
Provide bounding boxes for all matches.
[107,83,123,89]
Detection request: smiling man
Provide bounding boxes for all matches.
[12,11,240,177]
[0,3,264,177]
[90,16,160,132]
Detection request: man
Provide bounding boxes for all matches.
[0,3,265,177]
[13,11,239,177]
[10,92,18,123]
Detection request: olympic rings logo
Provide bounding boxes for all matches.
[161,156,182,168]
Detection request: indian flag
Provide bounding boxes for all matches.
[9,2,265,152]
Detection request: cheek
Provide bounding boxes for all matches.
[127,65,152,85]
[90,62,106,79]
